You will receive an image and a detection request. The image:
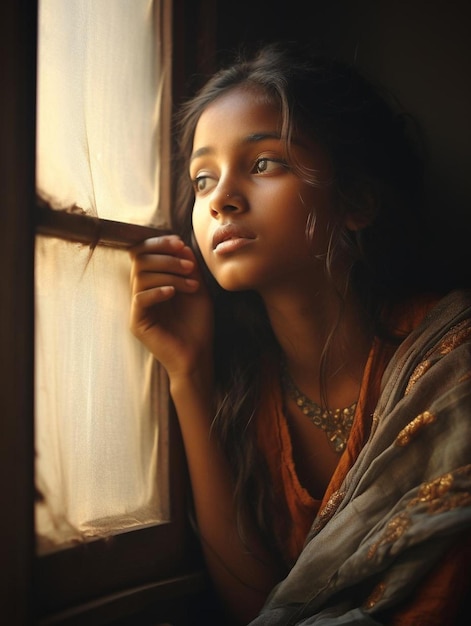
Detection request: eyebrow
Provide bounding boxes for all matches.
[190,131,283,163]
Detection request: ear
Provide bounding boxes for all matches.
[344,192,376,232]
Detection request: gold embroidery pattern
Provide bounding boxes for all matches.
[366,470,471,561]
[405,319,471,394]
[363,581,386,610]
[364,468,470,604]
[408,473,453,506]
[395,410,437,447]
[405,359,432,394]
[427,491,471,514]
[371,412,380,429]
[408,468,471,513]
[436,319,471,356]
[310,490,345,535]
[367,512,411,560]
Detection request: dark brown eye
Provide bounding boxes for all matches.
[194,176,207,192]
[255,158,270,173]
[254,158,287,174]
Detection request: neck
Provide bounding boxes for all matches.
[262,287,372,407]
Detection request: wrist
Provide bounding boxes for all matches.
[168,362,214,403]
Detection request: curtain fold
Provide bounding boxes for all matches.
[36,0,169,226]
[35,0,171,553]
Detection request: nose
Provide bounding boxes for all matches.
[209,186,248,218]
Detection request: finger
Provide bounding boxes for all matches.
[132,285,176,309]
[130,257,197,291]
[133,253,195,277]
[132,271,200,296]
[130,235,185,258]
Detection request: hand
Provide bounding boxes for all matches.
[129,235,214,380]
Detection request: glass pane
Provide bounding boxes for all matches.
[35,236,169,554]
[34,0,172,554]
[36,0,169,228]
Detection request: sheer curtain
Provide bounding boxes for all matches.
[35,0,172,553]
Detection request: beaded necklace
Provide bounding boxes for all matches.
[281,364,356,454]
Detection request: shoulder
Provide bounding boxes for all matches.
[370,288,471,468]
[382,288,471,387]
[422,287,471,328]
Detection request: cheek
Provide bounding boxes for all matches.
[191,207,211,263]
[191,204,204,245]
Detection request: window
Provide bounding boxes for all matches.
[35,0,172,555]
[32,0,206,623]
[1,0,218,623]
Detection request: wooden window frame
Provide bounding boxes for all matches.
[0,1,37,624]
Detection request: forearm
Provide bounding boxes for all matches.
[170,371,282,624]
[129,237,277,619]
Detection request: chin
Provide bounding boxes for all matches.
[217,280,252,293]
[214,274,256,292]
[210,261,272,293]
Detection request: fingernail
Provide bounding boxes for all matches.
[185,278,199,288]
[180,259,194,271]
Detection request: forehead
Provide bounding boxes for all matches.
[192,86,282,148]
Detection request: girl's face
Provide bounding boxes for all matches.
[190,86,340,296]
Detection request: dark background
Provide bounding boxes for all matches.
[178,0,471,290]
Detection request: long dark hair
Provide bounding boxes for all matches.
[173,42,426,568]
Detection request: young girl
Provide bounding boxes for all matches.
[129,43,471,625]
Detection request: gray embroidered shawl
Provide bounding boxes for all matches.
[249,289,471,625]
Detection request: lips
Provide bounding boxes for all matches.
[212,223,256,251]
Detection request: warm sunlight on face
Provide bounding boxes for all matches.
[190,86,337,296]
